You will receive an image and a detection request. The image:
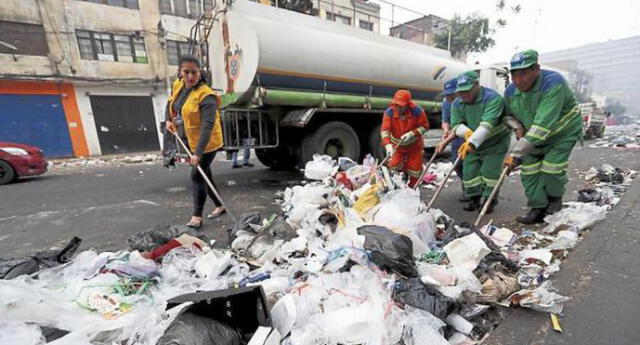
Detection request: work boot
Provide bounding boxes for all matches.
[516,208,546,224]
[546,196,563,215]
[458,184,470,202]
[463,196,482,211]
[480,198,499,214]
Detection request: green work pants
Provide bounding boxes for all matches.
[520,135,578,208]
[462,138,509,198]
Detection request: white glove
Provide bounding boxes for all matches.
[385,144,394,156]
[400,131,416,143]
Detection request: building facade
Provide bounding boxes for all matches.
[540,35,640,117]
[389,15,448,47]
[0,0,381,157]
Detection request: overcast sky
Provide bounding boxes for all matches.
[371,0,640,64]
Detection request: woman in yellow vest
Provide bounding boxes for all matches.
[165,55,225,228]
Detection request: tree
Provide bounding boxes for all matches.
[433,13,496,60]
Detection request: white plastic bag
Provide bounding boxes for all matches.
[372,188,436,255]
[194,250,232,279]
[543,202,607,233]
[402,306,449,345]
[304,154,338,180]
[443,234,490,270]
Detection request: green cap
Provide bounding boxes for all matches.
[510,49,539,70]
[455,70,479,92]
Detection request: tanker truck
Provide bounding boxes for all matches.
[199,0,507,169]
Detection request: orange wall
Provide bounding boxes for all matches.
[0,80,90,157]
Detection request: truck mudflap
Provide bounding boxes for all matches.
[221,109,279,150]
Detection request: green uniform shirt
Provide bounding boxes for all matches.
[504,69,583,146]
[451,86,510,152]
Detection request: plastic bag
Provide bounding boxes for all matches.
[352,183,380,216]
[545,230,579,251]
[393,277,458,319]
[542,202,607,233]
[0,322,45,345]
[510,281,569,314]
[402,306,449,345]
[346,165,372,189]
[157,312,242,345]
[357,225,418,277]
[0,236,81,279]
[372,188,436,256]
[128,224,200,252]
[443,234,490,271]
[338,157,357,171]
[304,154,338,180]
[230,212,263,242]
[195,251,232,279]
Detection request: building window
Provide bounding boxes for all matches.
[160,0,214,18]
[326,12,351,25]
[167,40,192,65]
[75,30,148,63]
[359,20,373,31]
[0,21,48,56]
[79,0,139,9]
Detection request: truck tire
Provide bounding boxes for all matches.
[0,160,16,185]
[255,147,297,170]
[368,124,385,159]
[300,121,360,165]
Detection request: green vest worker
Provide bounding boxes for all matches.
[451,71,511,213]
[503,50,583,224]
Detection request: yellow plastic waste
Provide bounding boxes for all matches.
[353,184,380,216]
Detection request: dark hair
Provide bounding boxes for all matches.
[178,54,201,68]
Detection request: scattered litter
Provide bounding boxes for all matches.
[510,281,570,314]
[550,313,563,333]
[304,154,338,180]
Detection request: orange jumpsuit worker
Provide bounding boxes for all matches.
[381,90,429,188]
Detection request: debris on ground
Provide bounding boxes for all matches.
[589,124,640,149]
[0,155,636,344]
[51,154,161,169]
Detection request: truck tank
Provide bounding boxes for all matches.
[209,0,469,104]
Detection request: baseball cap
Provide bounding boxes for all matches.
[441,77,458,96]
[510,49,539,70]
[455,71,479,92]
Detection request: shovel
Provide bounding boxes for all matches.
[174,133,237,223]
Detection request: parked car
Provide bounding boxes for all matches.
[0,142,48,185]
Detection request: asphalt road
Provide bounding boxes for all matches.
[0,144,638,258]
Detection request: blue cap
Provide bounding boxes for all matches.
[441,77,458,96]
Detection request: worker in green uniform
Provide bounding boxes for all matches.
[503,50,583,224]
[451,71,511,213]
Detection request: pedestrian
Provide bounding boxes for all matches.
[435,77,468,202]
[503,49,583,224]
[380,89,429,188]
[165,55,227,228]
[450,71,511,213]
[231,138,254,168]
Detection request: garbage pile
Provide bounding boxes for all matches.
[52,154,160,169]
[589,124,640,149]
[577,163,638,209]
[1,155,635,345]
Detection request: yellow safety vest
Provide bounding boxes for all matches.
[168,79,223,154]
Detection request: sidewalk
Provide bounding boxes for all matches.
[485,176,640,344]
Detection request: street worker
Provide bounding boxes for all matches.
[451,71,511,213]
[380,89,429,188]
[503,49,583,224]
[435,77,468,202]
[165,55,226,228]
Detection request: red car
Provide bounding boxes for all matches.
[0,142,48,185]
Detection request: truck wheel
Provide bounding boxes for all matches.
[368,124,385,159]
[0,160,16,185]
[255,147,297,170]
[300,121,360,165]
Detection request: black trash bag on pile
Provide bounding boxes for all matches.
[393,277,459,319]
[357,225,418,277]
[0,237,81,279]
[157,312,243,345]
[128,224,202,252]
[577,188,602,203]
[230,212,264,242]
[596,168,625,184]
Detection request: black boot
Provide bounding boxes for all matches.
[463,196,482,211]
[458,184,470,202]
[481,198,499,214]
[546,196,563,215]
[517,208,546,224]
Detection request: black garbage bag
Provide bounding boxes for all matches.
[157,312,243,345]
[596,168,625,184]
[128,224,203,252]
[577,188,602,203]
[357,225,418,277]
[161,122,177,168]
[0,237,82,279]
[230,212,264,242]
[393,277,459,319]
